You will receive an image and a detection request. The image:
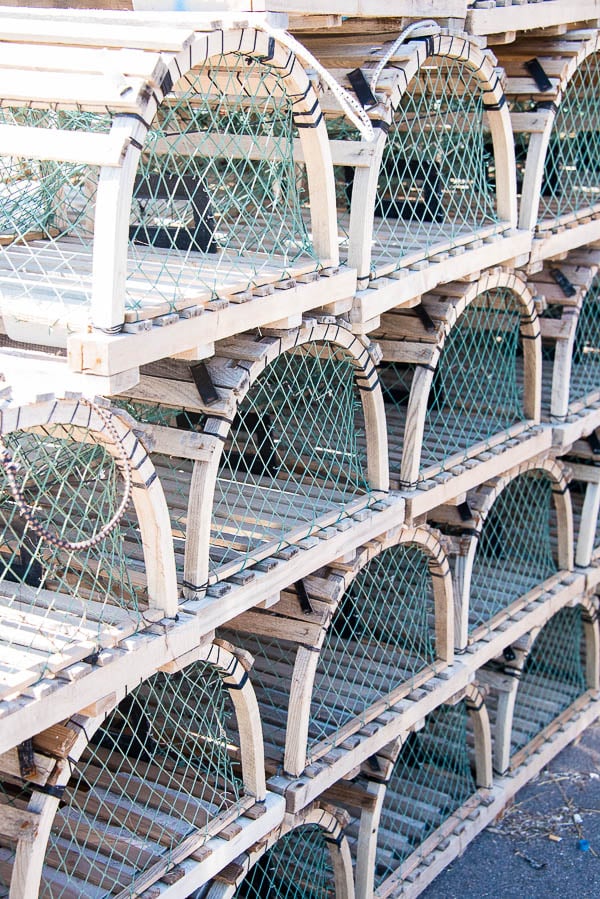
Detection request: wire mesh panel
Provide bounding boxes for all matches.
[0,422,147,697]
[382,287,527,481]
[224,824,339,899]
[127,52,317,318]
[537,53,600,226]
[211,342,370,574]
[0,108,108,345]
[469,471,558,632]
[374,701,477,890]
[38,660,244,898]
[570,276,600,404]
[510,607,588,757]
[369,57,498,274]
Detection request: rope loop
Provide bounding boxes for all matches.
[0,400,133,551]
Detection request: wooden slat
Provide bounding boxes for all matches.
[0,125,129,167]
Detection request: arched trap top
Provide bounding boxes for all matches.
[122,322,388,589]
[1,640,265,899]
[375,271,541,487]
[508,33,600,240]
[204,806,354,899]
[0,395,177,702]
[222,525,453,777]
[466,460,571,638]
[337,34,516,281]
[509,601,599,766]
[371,697,481,895]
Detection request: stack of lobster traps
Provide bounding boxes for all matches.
[1,2,600,896]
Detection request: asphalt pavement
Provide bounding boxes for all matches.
[421,719,600,899]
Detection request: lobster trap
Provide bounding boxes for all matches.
[369,700,480,896]
[0,642,265,898]
[120,324,385,588]
[223,528,452,776]
[508,603,598,768]
[333,33,515,284]
[0,19,340,378]
[375,274,539,487]
[466,466,564,638]
[203,808,354,899]
[0,397,177,701]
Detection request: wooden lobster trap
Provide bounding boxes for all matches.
[0,9,353,390]
[373,270,541,489]
[221,525,453,778]
[0,639,283,899]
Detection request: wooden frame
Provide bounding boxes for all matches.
[347,685,492,899]
[1,638,271,899]
[481,595,599,775]
[121,319,389,594]
[533,249,600,418]
[204,803,355,899]
[226,523,453,778]
[505,30,600,264]
[0,395,178,702]
[435,456,573,649]
[344,32,518,287]
[376,269,541,489]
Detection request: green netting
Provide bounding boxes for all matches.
[232,543,437,766]
[370,57,498,272]
[375,701,476,887]
[510,607,587,756]
[569,276,600,403]
[212,342,370,573]
[227,824,337,898]
[0,108,109,341]
[538,53,600,223]
[128,52,316,314]
[40,661,244,898]
[469,471,558,632]
[325,116,361,251]
[381,288,526,482]
[0,425,146,692]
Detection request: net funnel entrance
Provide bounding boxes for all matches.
[0,399,176,701]
[373,701,478,893]
[0,108,108,346]
[128,53,319,319]
[468,470,559,634]
[510,606,589,760]
[378,279,536,487]
[36,659,246,898]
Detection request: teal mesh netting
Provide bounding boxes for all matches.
[570,276,600,403]
[538,53,600,224]
[511,607,587,756]
[370,57,498,272]
[0,108,109,340]
[212,343,370,573]
[0,426,145,693]
[306,544,437,758]
[229,543,437,767]
[381,288,526,482]
[40,661,244,898]
[469,471,558,632]
[128,52,316,317]
[375,701,476,887]
[227,824,337,898]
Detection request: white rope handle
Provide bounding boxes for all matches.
[259,23,375,142]
[369,20,440,92]
[0,400,133,551]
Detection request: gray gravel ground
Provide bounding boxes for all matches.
[421,719,600,899]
